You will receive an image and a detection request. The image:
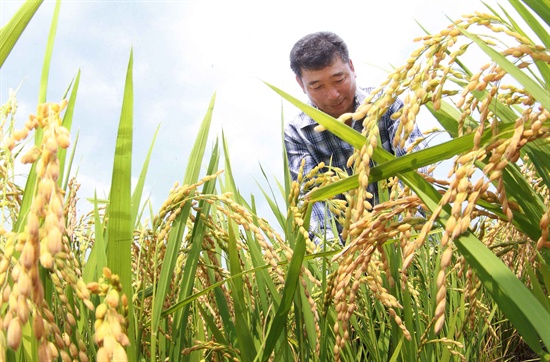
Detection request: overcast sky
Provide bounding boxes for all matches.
[1,0,508,227]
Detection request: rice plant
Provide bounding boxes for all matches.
[0,0,548,361]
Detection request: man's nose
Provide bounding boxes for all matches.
[326,87,340,100]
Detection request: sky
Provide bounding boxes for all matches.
[1,0,510,228]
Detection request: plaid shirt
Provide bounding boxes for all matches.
[284,86,426,241]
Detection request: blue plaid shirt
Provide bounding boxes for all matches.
[284,87,426,241]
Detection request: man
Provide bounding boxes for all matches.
[284,31,426,243]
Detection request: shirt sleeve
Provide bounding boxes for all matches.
[381,98,429,173]
[284,122,315,182]
[284,121,340,243]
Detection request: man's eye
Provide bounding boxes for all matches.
[335,78,345,83]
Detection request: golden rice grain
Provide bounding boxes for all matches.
[6,317,22,350]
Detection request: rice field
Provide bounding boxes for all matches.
[1,0,549,361]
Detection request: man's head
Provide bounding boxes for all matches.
[290,32,357,118]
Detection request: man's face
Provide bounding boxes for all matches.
[296,56,357,119]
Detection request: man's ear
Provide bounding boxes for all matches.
[296,75,306,93]
[349,59,357,78]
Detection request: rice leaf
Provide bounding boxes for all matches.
[38,0,61,105]
[426,100,461,138]
[184,93,216,183]
[260,204,312,362]
[524,138,550,192]
[296,279,317,354]
[62,132,79,191]
[161,260,287,317]
[454,232,550,357]
[257,164,287,230]
[265,81,365,149]
[388,336,405,362]
[508,0,550,49]
[202,250,237,343]
[197,303,229,348]
[493,161,545,240]
[293,291,307,360]
[105,49,136,360]
[82,192,107,284]
[171,142,220,359]
[0,0,43,67]
[537,257,550,301]
[520,0,550,27]
[59,70,80,190]
[280,101,292,210]
[220,134,277,357]
[306,119,517,202]
[131,124,159,226]
[227,220,257,362]
[524,264,550,312]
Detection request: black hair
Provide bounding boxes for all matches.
[289,31,350,78]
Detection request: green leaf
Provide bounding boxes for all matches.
[131,124,160,226]
[0,0,43,67]
[218,134,262,357]
[161,259,286,318]
[265,81,365,149]
[62,131,79,191]
[227,220,257,362]
[59,70,80,190]
[256,166,287,231]
[38,0,61,106]
[524,138,550,192]
[171,142,220,359]
[280,101,292,210]
[184,93,216,183]
[520,0,550,28]
[260,204,312,362]
[105,49,136,361]
[82,192,107,284]
[525,263,550,313]
[491,161,545,240]
[508,0,550,48]
[454,232,550,357]
[197,303,229,349]
[202,251,237,343]
[307,119,517,202]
